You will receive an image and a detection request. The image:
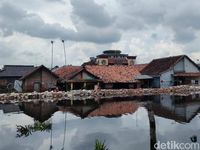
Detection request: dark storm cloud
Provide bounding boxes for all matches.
[0,2,121,44]
[116,0,200,43]
[116,0,165,30]
[70,0,115,28]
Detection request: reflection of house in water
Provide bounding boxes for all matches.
[58,101,99,119]
[0,103,21,113]
[151,95,200,123]
[88,101,139,117]
[58,101,140,118]
[19,102,58,122]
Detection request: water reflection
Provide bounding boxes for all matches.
[0,94,200,150]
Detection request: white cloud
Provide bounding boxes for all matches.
[0,0,199,66]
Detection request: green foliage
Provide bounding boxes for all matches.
[16,121,51,138]
[95,139,108,150]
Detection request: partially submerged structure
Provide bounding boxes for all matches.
[137,55,200,88]
[54,64,146,90]
[0,65,34,92]
[20,65,59,92]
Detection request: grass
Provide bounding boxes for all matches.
[95,139,108,150]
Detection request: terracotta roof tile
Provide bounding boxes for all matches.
[54,66,82,79]
[85,65,146,83]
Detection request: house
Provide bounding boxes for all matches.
[20,65,59,92]
[0,65,35,92]
[54,65,82,91]
[83,50,137,66]
[54,64,146,90]
[54,65,100,90]
[137,55,200,88]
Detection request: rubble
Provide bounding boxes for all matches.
[0,85,199,103]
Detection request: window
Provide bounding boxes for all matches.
[191,80,199,85]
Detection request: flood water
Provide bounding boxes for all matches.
[0,95,200,150]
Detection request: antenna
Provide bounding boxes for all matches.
[62,40,67,66]
[51,41,54,70]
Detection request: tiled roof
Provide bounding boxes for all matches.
[85,64,146,83]
[174,72,200,77]
[54,66,82,79]
[88,101,139,117]
[0,65,35,77]
[141,55,184,75]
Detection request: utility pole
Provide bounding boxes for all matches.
[62,40,67,66]
[51,41,54,70]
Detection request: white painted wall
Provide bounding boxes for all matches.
[174,59,184,72]
[184,57,199,72]
[160,70,174,88]
[173,57,199,73]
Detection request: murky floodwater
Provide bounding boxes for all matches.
[0,94,200,150]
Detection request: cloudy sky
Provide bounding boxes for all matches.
[0,0,200,67]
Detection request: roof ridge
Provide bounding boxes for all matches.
[152,55,185,61]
